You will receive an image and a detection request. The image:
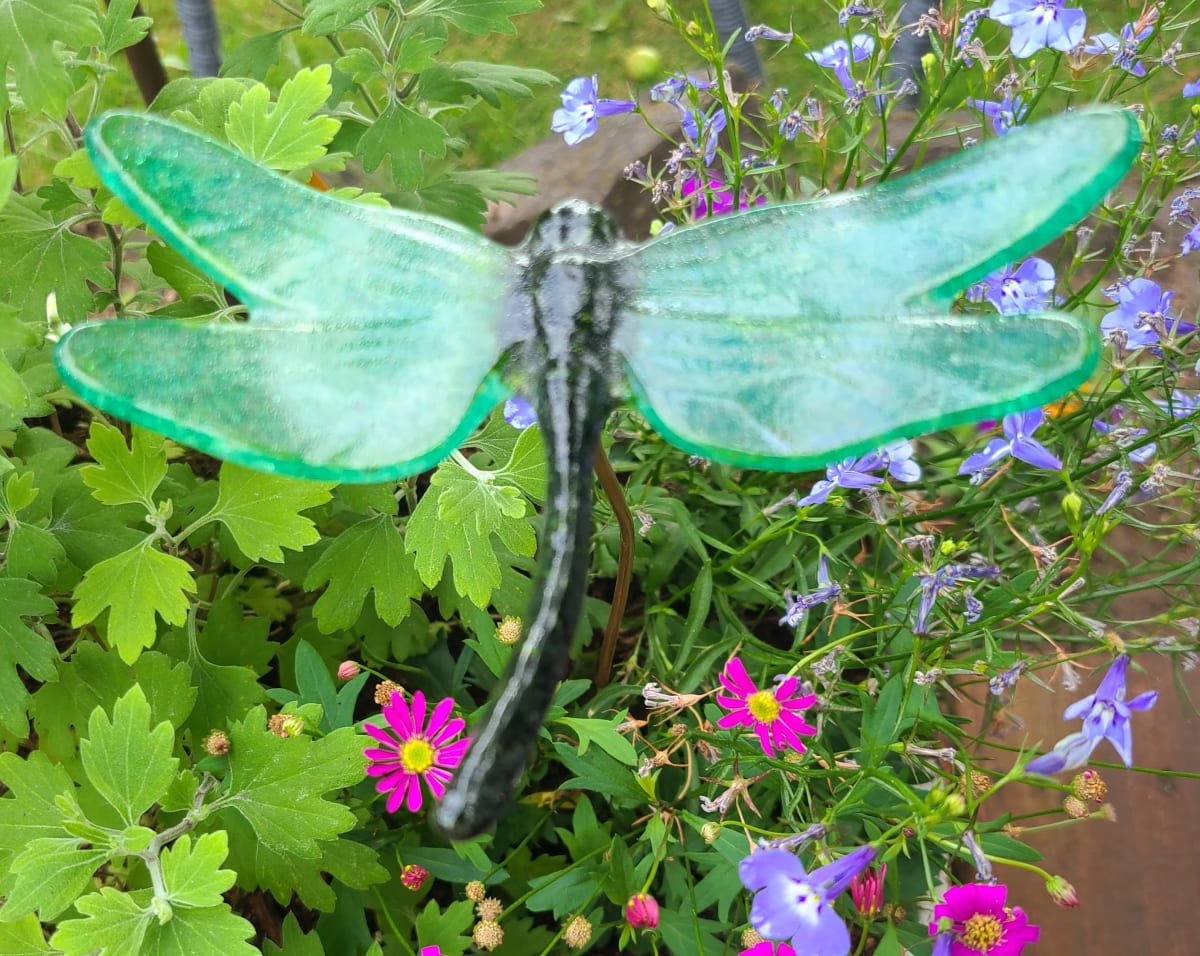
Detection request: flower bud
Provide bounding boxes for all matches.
[476,897,502,921]
[202,730,229,756]
[472,920,503,951]
[336,660,360,680]
[495,615,522,645]
[700,822,722,844]
[920,51,936,76]
[373,680,402,706]
[625,893,660,929]
[563,914,592,949]
[741,927,764,947]
[1071,769,1107,803]
[1046,875,1079,908]
[1062,491,1083,535]
[1062,795,1088,818]
[465,880,486,902]
[400,864,429,892]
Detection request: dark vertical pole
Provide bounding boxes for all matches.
[175,0,224,77]
[112,2,169,105]
[709,0,766,89]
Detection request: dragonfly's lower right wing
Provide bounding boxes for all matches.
[619,310,1099,471]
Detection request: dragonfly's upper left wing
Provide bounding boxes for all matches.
[56,112,516,481]
[616,107,1137,469]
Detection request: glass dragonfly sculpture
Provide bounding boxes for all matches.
[55,107,1138,839]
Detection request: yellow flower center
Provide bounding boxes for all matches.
[747,690,781,723]
[961,913,1004,952]
[401,737,435,774]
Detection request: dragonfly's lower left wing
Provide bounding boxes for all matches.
[58,321,510,482]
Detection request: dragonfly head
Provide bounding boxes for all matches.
[528,199,625,254]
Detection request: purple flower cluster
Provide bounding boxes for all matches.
[959,410,1062,478]
[914,562,1001,634]
[799,440,920,506]
[1100,278,1195,349]
[1084,21,1153,76]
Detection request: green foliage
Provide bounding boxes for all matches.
[1,0,1198,953]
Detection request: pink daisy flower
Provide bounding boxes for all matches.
[930,883,1040,955]
[716,658,817,758]
[364,690,470,813]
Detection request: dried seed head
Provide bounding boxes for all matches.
[1062,795,1089,819]
[563,914,592,949]
[472,920,504,951]
[1071,769,1107,803]
[373,680,402,706]
[741,928,764,947]
[476,897,503,921]
[203,730,229,756]
[465,880,486,903]
[496,615,522,645]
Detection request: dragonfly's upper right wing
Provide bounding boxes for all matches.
[616,108,1137,469]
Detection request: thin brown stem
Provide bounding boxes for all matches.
[593,441,633,689]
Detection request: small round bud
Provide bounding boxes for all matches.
[1071,769,1107,803]
[625,893,660,929]
[624,45,662,81]
[476,897,503,921]
[202,730,229,756]
[700,822,722,844]
[472,920,503,951]
[266,714,288,737]
[336,661,360,681]
[920,51,936,76]
[1062,491,1083,533]
[741,928,764,947]
[495,615,522,645]
[373,680,402,706]
[1062,795,1088,818]
[563,914,592,949]
[400,864,429,892]
[1046,875,1079,908]
[465,880,486,902]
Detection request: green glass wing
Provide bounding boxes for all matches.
[55,112,514,482]
[617,107,1137,469]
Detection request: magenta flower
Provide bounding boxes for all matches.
[364,690,471,813]
[741,943,797,956]
[930,883,1039,955]
[681,175,767,219]
[717,658,817,757]
[849,863,886,916]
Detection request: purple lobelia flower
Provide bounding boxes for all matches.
[780,554,842,627]
[1092,414,1155,464]
[914,563,1000,634]
[551,75,637,146]
[988,0,1086,57]
[740,845,875,956]
[806,35,874,92]
[959,410,1062,477]
[681,106,727,166]
[503,397,537,429]
[1100,277,1195,348]
[968,257,1053,313]
[1185,77,1200,97]
[798,455,884,506]
[650,72,713,105]
[1084,22,1153,76]
[1154,389,1200,419]
[857,440,922,482]
[967,92,1029,136]
[1025,654,1158,774]
[746,24,794,43]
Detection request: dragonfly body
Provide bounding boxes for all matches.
[55,108,1139,838]
[438,202,630,837]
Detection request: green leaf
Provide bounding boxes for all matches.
[357,101,447,190]
[0,751,77,892]
[50,888,150,956]
[304,513,424,632]
[220,28,294,81]
[262,913,326,956]
[0,193,111,322]
[31,643,195,768]
[292,639,338,732]
[80,422,168,509]
[419,61,555,107]
[554,714,638,766]
[0,0,101,113]
[161,832,237,908]
[432,0,541,35]
[199,463,333,562]
[4,837,111,921]
[303,0,378,34]
[0,578,57,738]
[0,912,53,953]
[413,899,474,955]
[146,241,226,303]
[407,460,536,607]
[80,685,178,824]
[0,155,16,210]
[334,47,385,84]
[496,423,547,502]
[71,542,196,662]
[214,708,364,897]
[225,66,339,171]
[553,740,647,806]
[100,0,151,55]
